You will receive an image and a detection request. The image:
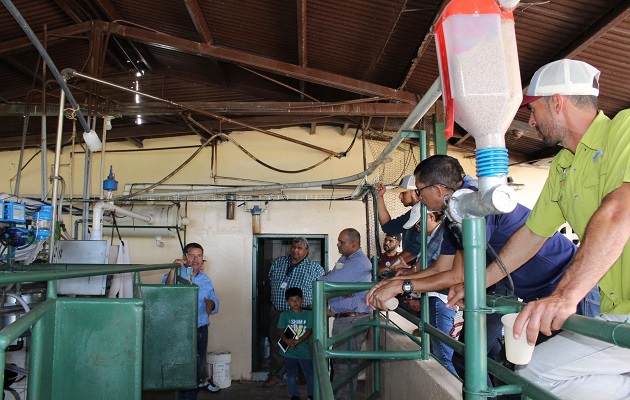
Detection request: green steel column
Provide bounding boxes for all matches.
[312,280,327,400]
[401,129,430,360]
[28,317,45,400]
[47,279,57,298]
[432,114,448,155]
[371,256,381,396]
[463,217,488,400]
[0,349,5,395]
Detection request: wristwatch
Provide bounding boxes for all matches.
[402,279,414,296]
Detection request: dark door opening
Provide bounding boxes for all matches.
[251,234,327,378]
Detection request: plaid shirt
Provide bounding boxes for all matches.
[425,223,444,263]
[269,256,324,311]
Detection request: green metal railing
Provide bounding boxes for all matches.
[312,281,429,400]
[0,263,175,399]
[311,217,630,399]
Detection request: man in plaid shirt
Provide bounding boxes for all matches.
[264,237,324,388]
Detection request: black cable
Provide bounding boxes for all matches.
[486,242,515,299]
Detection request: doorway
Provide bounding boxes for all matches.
[251,234,328,378]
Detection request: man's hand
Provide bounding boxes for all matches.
[390,256,411,272]
[204,298,215,314]
[366,279,403,310]
[513,294,576,345]
[446,283,465,309]
[375,183,386,198]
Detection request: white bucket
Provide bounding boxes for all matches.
[208,352,231,389]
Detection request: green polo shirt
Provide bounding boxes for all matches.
[527,110,630,314]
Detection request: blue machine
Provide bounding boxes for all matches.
[3,202,26,223]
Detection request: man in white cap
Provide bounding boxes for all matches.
[375,175,422,263]
[374,176,457,373]
[454,59,629,399]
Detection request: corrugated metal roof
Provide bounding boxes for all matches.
[0,0,628,162]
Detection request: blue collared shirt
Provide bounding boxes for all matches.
[440,179,577,302]
[162,268,219,327]
[319,248,372,314]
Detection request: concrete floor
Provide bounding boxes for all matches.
[142,380,310,400]
[142,379,365,400]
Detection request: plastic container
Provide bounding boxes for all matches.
[435,0,522,150]
[264,337,271,359]
[208,352,231,388]
[33,205,53,240]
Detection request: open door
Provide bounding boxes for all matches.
[251,234,327,379]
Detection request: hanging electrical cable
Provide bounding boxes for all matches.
[118,134,217,200]
[184,115,361,174]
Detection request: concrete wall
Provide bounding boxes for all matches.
[378,329,463,399]
[0,125,553,380]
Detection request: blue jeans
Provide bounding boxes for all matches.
[178,325,209,399]
[285,357,313,397]
[429,296,457,374]
[197,324,209,382]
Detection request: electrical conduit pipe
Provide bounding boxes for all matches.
[90,201,152,240]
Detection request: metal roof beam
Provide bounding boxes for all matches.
[0,22,93,55]
[96,21,419,103]
[527,0,630,84]
[184,0,214,44]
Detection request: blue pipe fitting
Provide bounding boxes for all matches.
[475,148,508,177]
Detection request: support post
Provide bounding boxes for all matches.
[463,217,488,399]
[312,280,327,400]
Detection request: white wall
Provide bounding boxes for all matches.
[0,126,553,379]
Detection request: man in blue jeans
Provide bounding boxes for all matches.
[375,177,457,373]
[398,210,457,374]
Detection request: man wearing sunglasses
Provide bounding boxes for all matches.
[367,155,599,394]
[375,175,457,373]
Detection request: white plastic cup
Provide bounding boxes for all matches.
[384,297,399,310]
[501,313,536,365]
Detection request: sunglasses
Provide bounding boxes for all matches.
[414,183,454,197]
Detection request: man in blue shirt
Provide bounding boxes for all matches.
[320,228,372,400]
[367,155,598,394]
[164,242,220,393]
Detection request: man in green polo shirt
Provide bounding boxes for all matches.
[449,59,630,399]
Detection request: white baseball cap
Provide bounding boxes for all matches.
[520,59,600,110]
[392,175,416,193]
[403,202,422,229]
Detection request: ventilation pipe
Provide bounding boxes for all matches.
[90,202,153,240]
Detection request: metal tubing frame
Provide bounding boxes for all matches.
[312,280,432,400]
[0,263,175,284]
[400,129,430,360]
[462,217,489,399]
[48,88,66,261]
